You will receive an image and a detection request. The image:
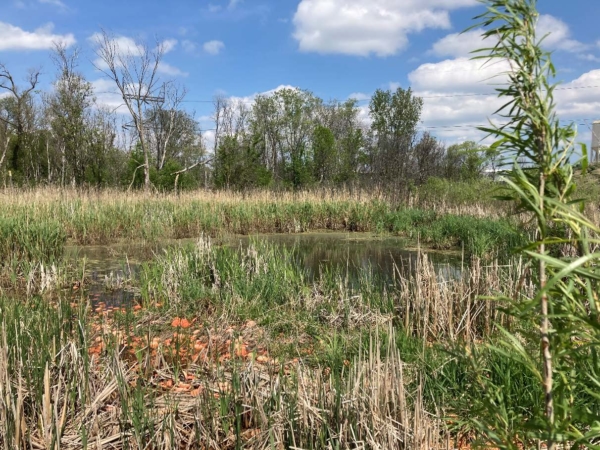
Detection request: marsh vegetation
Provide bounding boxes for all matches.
[2,1,600,449]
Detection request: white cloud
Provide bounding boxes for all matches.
[554,70,600,118]
[292,0,478,57]
[405,56,508,142]
[90,33,185,76]
[409,57,510,94]
[578,54,600,63]
[203,40,225,55]
[0,22,75,51]
[182,40,196,53]
[429,28,489,58]
[89,33,145,57]
[348,92,370,101]
[91,78,127,114]
[537,14,584,52]
[226,85,297,106]
[429,16,585,62]
[158,62,188,77]
[161,39,177,54]
[407,56,600,143]
[228,0,242,9]
[207,4,222,12]
[388,81,401,91]
[413,14,596,143]
[39,0,67,9]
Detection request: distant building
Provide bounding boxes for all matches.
[593,121,600,164]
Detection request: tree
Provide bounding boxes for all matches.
[444,141,487,181]
[312,125,335,183]
[145,83,188,172]
[47,44,95,186]
[93,30,166,191]
[0,101,10,177]
[0,64,40,175]
[368,87,423,186]
[413,133,444,184]
[214,135,271,190]
[315,98,365,184]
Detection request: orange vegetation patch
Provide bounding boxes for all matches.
[171,317,192,328]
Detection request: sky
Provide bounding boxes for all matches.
[1,0,600,148]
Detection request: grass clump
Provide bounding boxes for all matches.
[0,217,66,266]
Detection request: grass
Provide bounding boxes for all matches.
[0,187,524,259]
[3,185,597,448]
[2,234,566,449]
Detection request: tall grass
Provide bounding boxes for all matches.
[0,187,524,257]
[1,238,541,448]
[0,217,66,266]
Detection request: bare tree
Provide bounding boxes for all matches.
[93,30,165,191]
[145,82,187,171]
[0,64,40,173]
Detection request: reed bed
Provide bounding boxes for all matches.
[0,187,523,261]
[1,237,546,448]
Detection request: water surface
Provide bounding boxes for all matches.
[65,232,463,307]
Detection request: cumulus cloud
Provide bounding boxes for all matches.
[203,40,225,55]
[414,14,595,143]
[292,0,478,57]
[429,15,585,61]
[554,70,600,118]
[408,60,600,143]
[409,57,510,94]
[227,84,297,106]
[90,33,185,76]
[0,22,75,51]
[429,28,490,58]
[89,33,145,58]
[537,14,585,52]
[578,53,600,63]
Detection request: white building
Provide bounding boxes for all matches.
[593,121,600,164]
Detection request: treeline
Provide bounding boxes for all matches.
[0,36,499,191]
[212,88,499,190]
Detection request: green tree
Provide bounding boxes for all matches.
[214,135,271,190]
[312,125,335,183]
[444,141,487,181]
[47,44,95,186]
[368,87,423,185]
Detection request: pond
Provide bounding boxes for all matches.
[65,232,463,307]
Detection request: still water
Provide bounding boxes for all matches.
[65,232,463,306]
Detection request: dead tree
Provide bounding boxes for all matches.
[93,30,165,191]
[146,82,188,171]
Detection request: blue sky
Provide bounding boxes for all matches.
[1,0,600,146]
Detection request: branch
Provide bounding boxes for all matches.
[128,163,146,191]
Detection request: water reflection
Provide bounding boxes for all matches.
[65,232,463,306]
[228,233,462,284]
